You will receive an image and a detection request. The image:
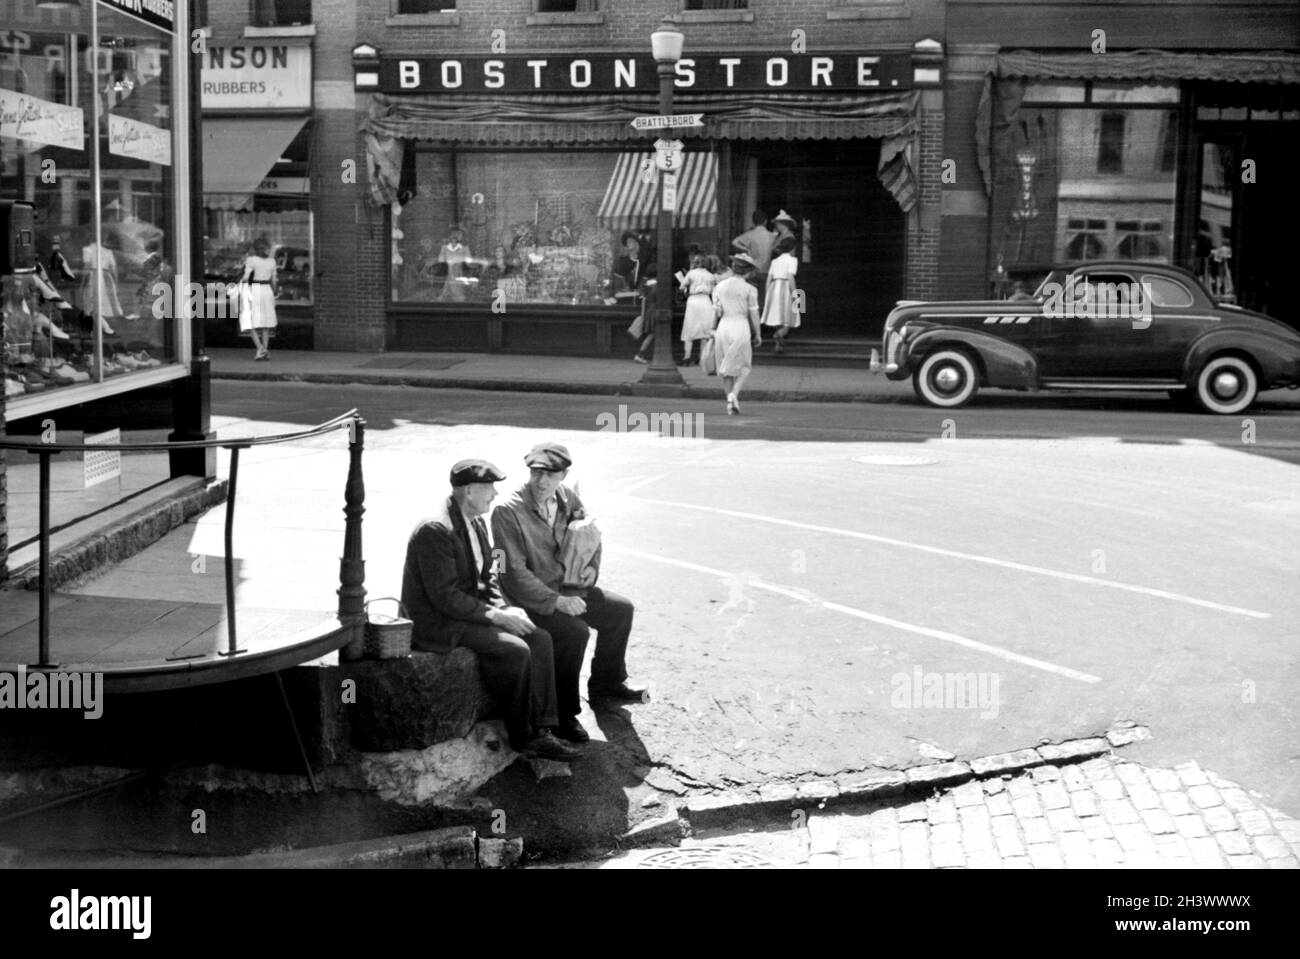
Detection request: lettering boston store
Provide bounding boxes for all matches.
[353,29,946,358]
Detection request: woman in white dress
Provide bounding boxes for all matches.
[710,253,762,415]
[761,235,799,353]
[677,253,716,365]
[240,236,278,361]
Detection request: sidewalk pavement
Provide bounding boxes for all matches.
[204,347,909,404]
[204,347,1300,408]
[559,752,1300,870]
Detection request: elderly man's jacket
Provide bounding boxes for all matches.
[491,484,601,617]
[400,497,502,651]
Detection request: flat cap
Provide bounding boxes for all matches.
[449,458,506,487]
[525,442,572,471]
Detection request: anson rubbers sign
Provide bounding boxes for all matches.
[201,43,312,110]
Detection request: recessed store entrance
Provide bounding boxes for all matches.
[742,138,905,337]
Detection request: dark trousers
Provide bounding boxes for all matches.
[531,587,633,717]
[456,623,562,743]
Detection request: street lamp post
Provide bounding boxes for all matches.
[639,17,686,389]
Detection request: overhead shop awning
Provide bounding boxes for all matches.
[993,49,1300,85]
[362,91,920,211]
[596,152,718,231]
[202,116,310,211]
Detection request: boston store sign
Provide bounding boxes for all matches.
[366,52,911,94]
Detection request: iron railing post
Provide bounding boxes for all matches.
[338,418,367,659]
[221,445,243,656]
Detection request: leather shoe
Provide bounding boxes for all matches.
[518,729,580,762]
[553,719,590,744]
[588,682,649,704]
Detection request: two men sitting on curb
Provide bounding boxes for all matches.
[400,443,645,763]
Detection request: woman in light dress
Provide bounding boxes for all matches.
[239,236,278,361]
[762,235,800,353]
[677,253,716,365]
[709,253,762,415]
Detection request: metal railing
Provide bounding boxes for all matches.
[0,411,367,668]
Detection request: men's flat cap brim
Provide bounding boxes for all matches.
[525,442,572,471]
[450,459,507,486]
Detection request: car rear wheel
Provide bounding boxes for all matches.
[914,349,979,408]
[1193,355,1257,415]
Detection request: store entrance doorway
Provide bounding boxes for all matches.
[746,138,905,337]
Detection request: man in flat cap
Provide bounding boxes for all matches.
[491,443,646,744]
[400,459,580,762]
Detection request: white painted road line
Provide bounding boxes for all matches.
[615,474,668,496]
[612,546,1102,684]
[629,497,1271,620]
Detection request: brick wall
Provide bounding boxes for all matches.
[359,0,944,54]
[905,90,943,300]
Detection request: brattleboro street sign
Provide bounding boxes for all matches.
[632,114,704,131]
[371,53,911,94]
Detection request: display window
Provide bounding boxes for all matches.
[2,4,183,402]
[390,148,718,310]
[989,83,1180,287]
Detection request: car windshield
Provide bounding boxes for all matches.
[1031,270,1064,299]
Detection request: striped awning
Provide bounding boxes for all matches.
[596,151,718,230]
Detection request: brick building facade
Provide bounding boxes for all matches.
[939,0,1299,308]
[334,0,947,355]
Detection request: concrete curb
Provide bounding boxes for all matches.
[3,826,528,869]
[635,728,1137,837]
[9,478,229,591]
[210,368,901,406]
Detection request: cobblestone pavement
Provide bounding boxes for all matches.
[566,755,1300,869]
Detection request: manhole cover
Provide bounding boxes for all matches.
[853,454,938,467]
[637,847,776,869]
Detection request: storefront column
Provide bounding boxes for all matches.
[905,89,944,301]
[939,45,999,299]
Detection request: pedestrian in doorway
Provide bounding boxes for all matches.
[762,235,800,353]
[772,209,798,247]
[678,252,716,365]
[239,236,278,361]
[732,209,776,307]
[612,232,656,363]
[711,253,762,415]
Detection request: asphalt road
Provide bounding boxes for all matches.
[202,381,1299,832]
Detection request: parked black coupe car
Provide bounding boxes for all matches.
[879,261,1300,413]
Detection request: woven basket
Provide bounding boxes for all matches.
[364,597,413,659]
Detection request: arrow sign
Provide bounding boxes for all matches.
[630,113,704,131]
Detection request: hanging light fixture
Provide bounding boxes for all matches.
[37,0,83,9]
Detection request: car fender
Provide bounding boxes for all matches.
[1182,328,1300,385]
[907,328,1039,388]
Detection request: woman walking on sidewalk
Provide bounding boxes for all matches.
[240,236,279,361]
[678,253,716,365]
[710,253,762,415]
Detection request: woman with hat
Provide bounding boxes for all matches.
[709,252,762,415]
[761,235,800,353]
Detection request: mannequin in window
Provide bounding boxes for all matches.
[437,224,472,302]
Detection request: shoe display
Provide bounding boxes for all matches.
[588,682,650,704]
[519,729,581,762]
[553,719,590,744]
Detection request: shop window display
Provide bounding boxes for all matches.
[1,7,179,398]
[989,86,1178,283]
[391,149,715,310]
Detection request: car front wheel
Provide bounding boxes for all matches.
[914,349,980,408]
[1193,355,1257,415]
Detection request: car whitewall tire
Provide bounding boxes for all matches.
[914,349,980,408]
[1193,355,1257,415]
